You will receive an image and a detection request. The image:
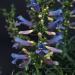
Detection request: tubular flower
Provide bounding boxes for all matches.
[56,24,65,30]
[11,53,29,64]
[12,43,20,49]
[18,30,33,35]
[45,46,62,53]
[30,0,40,12]
[35,43,49,56]
[16,15,32,27]
[70,10,75,15]
[14,37,33,46]
[48,17,64,29]
[47,33,63,44]
[49,9,63,16]
[15,21,22,26]
[70,22,75,26]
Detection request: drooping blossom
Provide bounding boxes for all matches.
[69,22,75,29]
[35,43,49,56]
[14,37,33,46]
[30,0,40,12]
[70,22,75,26]
[18,30,33,35]
[11,53,29,64]
[47,33,63,44]
[45,46,62,53]
[16,15,32,27]
[35,49,49,56]
[48,17,64,29]
[56,24,65,30]
[49,9,63,16]
[70,10,75,15]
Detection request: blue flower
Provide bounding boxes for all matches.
[12,43,20,49]
[14,37,33,46]
[11,53,28,64]
[30,0,36,3]
[49,9,63,16]
[16,15,32,27]
[71,10,75,15]
[71,22,75,26]
[45,46,62,53]
[30,0,40,12]
[47,33,63,44]
[56,24,65,30]
[48,17,64,29]
[35,43,48,56]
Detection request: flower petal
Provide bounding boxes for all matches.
[47,33,63,44]
[15,21,22,26]
[45,31,56,35]
[45,46,62,53]
[11,53,28,59]
[30,0,40,12]
[49,9,62,16]
[44,59,59,65]
[12,43,20,49]
[11,59,17,64]
[70,10,75,15]
[18,30,33,35]
[17,15,32,27]
[48,17,64,29]
[14,37,33,46]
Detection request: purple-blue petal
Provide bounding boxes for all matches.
[12,43,20,49]
[48,17,64,29]
[17,15,32,27]
[11,59,17,64]
[49,9,63,16]
[15,22,22,26]
[71,10,75,14]
[71,22,75,26]
[11,53,28,64]
[30,0,40,12]
[30,0,36,4]
[47,33,63,44]
[56,25,65,30]
[32,3,40,12]
[14,37,32,46]
[11,53,27,59]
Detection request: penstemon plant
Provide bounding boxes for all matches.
[1,0,75,75]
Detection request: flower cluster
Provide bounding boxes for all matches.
[3,0,75,75]
[10,0,65,69]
